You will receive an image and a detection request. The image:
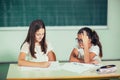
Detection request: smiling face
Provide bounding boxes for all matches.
[35,28,45,43]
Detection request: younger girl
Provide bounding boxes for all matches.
[69,27,102,64]
[18,19,56,68]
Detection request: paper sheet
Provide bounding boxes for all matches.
[61,62,100,73]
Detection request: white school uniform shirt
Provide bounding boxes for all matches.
[20,42,53,62]
[75,44,101,63]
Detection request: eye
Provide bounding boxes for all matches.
[36,33,40,36]
[42,33,44,35]
[76,38,83,43]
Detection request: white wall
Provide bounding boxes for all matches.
[0,0,120,62]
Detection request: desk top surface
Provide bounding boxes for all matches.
[7,61,120,80]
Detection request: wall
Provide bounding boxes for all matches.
[0,0,120,62]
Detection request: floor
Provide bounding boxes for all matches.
[0,63,9,80]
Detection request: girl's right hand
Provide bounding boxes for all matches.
[40,62,51,68]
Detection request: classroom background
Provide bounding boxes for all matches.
[0,0,120,63]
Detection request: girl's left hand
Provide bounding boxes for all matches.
[82,31,89,47]
[91,60,99,64]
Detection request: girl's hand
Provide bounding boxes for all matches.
[82,31,89,47]
[40,62,51,68]
[91,60,99,64]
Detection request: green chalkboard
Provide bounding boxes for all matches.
[0,0,107,27]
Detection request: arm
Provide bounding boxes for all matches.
[18,52,50,68]
[82,31,98,64]
[47,51,56,61]
[84,49,97,64]
[69,48,84,63]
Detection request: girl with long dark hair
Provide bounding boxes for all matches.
[18,19,56,67]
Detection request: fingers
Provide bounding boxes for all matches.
[91,60,99,64]
[83,31,86,36]
[82,31,88,41]
[45,62,51,67]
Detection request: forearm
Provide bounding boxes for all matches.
[70,57,80,62]
[18,59,50,68]
[83,45,90,63]
[69,56,84,63]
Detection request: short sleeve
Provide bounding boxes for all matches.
[20,42,29,54]
[46,42,53,54]
[89,45,100,56]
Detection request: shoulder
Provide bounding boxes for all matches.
[90,45,99,50]
[71,47,79,55]
[20,42,30,54]
[71,44,82,53]
[90,44,99,55]
[22,42,29,48]
[21,42,30,51]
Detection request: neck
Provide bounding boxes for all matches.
[35,42,40,46]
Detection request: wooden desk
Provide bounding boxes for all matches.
[7,61,120,80]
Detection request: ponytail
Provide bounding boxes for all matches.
[92,30,103,58]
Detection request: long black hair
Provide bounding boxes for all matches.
[21,19,47,58]
[78,27,103,58]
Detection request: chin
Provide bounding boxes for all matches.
[37,40,41,43]
[80,45,84,48]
